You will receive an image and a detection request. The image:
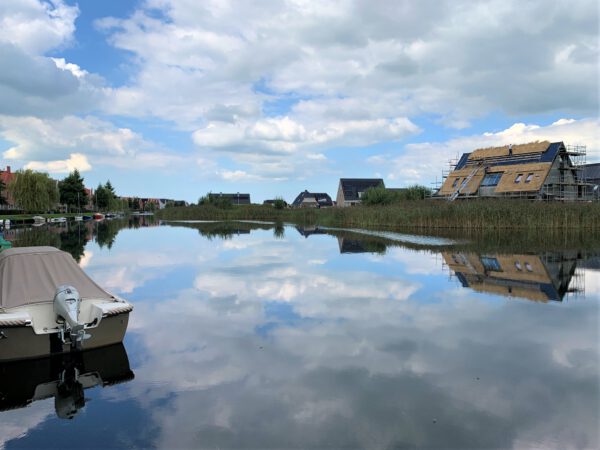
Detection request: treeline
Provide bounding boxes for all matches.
[3,168,127,214]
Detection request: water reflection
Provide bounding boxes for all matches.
[0,220,598,448]
[0,344,133,419]
[1,215,158,261]
[444,251,584,302]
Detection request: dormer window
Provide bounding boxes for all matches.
[514,174,523,183]
[525,173,534,183]
[452,178,460,188]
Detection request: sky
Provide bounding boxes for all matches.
[0,0,598,203]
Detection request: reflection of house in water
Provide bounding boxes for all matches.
[443,252,582,302]
[0,344,133,419]
[295,226,328,238]
[337,236,387,254]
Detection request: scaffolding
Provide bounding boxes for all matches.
[542,144,590,201]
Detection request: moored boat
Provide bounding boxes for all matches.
[33,216,46,224]
[0,232,11,250]
[0,247,133,361]
[93,213,105,220]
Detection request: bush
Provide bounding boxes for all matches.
[198,193,233,209]
[361,186,396,205]
[273,198,287,210]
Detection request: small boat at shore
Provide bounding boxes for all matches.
[49,217,67,223]
[0,232,11,250]
[0,247,133,361]
[93,213,104,220]
[33,216,46,224]
[74,216,83,221]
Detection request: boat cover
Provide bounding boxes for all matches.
[0,247,114,309]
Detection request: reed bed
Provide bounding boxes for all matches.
[157,200,600,231]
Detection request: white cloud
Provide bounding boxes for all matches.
[0,0,78,54]
[0,115,161,170]
[51,57,87,78]
[98,0,597,130]
[25,152,91,174]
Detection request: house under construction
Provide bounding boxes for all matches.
[436,141,590,200]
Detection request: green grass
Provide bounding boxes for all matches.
[156,200,600,231]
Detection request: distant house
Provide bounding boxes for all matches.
[436,141,589,201]
[208,193,251,205]
[291,190,333,208]
[336,178,385,207]
[584,163,600,200]
[0,166,16,208]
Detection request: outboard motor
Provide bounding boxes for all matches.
[54,285,89,347]
[55,366,85,419]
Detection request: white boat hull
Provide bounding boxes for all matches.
[0,312,130,361]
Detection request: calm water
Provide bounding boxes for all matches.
[0,219,598,449]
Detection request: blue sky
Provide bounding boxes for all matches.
[0,0,597,202]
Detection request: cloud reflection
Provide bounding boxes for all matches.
[3,224,597,448]
[123,227,599,449]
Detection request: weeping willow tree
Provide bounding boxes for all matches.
[8,169,59,213]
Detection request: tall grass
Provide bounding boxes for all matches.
[156,200,600,231]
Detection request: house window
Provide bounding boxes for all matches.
[515,261,523,271]
[514,174,523,183]
[452,178,460,188]
[525,173,534,183]
[481,256,501,272]
[481,173,502,187]
[525,262,533,272]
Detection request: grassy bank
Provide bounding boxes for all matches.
[156,200,600,231]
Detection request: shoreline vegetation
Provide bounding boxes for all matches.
[155,200,600,231]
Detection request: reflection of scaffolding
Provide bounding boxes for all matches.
[443,251,586,302]
[565,266,585,301]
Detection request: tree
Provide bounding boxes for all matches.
[8,169,59,213]
[0,178,6,205]
[361,186,396,205]
[59,169,88,212]
[105,180,116,198]
[95,180,118,211]
[95,184,109,210]
[273,197,287,210]
[198,192,232,209]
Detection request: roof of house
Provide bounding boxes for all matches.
[209,193,250,199]
[208,193,251,204]
[455,141,563,170]
[339,178,385,201]
[584,163,600,182]
[292,191,333,206]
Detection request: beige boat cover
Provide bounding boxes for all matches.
[0,247,113,309]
